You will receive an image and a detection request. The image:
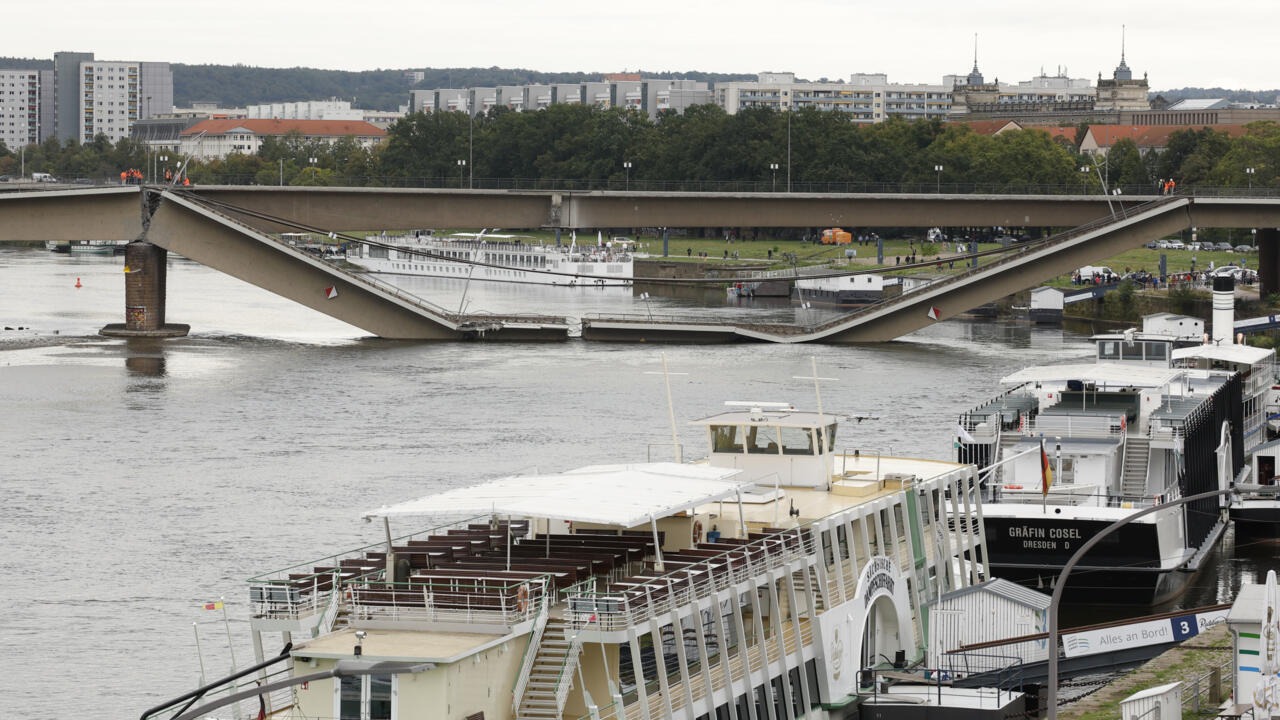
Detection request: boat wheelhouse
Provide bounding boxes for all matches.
[150,402,1000,720]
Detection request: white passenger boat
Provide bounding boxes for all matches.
[146,395,1014,720]
[347,230,634,287]
[957,276,1276,604]
[68,240,126,255]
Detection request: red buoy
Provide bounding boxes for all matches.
[75,277,82,288]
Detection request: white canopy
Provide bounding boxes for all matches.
[362,462,744,528]
[1173,343,1273,365]
[1001,363,1181,389]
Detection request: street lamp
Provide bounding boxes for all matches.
[934,164,943,193]
[1247,166,1256,190]
[769,162,779,192]
[1079,165,1089,194]
[457,159,467,189]
[623,161,632,191]
[157,154,168,184]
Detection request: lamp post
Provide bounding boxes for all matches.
[457,159,466,189]
[157,154,168,184]
[770,162,779,192]
[934,164,943,193]
[1079,165,1089,194]
[1247,166,1256,190]
[623,161,632,191]
[786,110,792,193]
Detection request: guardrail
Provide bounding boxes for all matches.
[349,575,550,627]
[565,528,815,632]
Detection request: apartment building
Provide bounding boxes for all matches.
[409,78,711,118]
[0,69,42,151]
[77,59,173,143]
[717,72,952,122]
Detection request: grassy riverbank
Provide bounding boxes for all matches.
[1060,622,1234,719]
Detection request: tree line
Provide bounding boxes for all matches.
[1,105,1277,194]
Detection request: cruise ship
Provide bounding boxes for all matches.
[145,399,1006,720]
[346,230,634,287]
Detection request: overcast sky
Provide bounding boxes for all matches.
[11,0,1276,91]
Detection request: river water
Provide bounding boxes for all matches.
[0,246,1273,718]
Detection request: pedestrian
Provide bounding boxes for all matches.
[686,247,692,257]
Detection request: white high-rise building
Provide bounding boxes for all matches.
[0,69,41,151]
[78,60,173,143]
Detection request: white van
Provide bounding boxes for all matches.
[31,172,57,183]
[1077,266,1116,281]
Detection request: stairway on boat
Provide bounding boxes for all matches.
[1121,437,1151,500]
[516,615,576,720]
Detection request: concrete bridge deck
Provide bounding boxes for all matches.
[2,185,1278,343]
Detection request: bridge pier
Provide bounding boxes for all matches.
[100,240,190,338]
[1258,228,1279,299]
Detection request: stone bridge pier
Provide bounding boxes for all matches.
[99,240,190,338]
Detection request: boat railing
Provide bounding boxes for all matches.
[930,651,1028,685]
[860,665,1023,708]
[1029,413,1125,439]
[245,514,493,618]
[565,528,816,632]
[348,574,551,628]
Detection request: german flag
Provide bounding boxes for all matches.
[203,600,223,611]
[1040,439,1053,496]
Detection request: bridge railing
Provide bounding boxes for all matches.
[172,174,1280,197]
[798,195,1189,335]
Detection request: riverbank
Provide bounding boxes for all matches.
[1062,621,1234,719]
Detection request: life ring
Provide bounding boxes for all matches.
[516,584,530,613]
[1005,485,1023,490]
[693,520,704,544]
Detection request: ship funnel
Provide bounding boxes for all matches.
[1212,275,1235,344]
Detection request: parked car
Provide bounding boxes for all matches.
[1214,242,1235,251]
[0,174,11,182]
[1235,245,1254,253]
[1213,265,1243,278]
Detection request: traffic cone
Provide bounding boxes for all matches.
[75,277,82,288]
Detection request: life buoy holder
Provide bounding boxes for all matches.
[693,520,704,544]
[516,584,530,613]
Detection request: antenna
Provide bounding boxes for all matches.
[973,33,979,71]
[645,353,687,463]
[793,356,836,423]
[1121,24,1126,63]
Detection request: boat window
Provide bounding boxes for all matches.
[746,425,781,454]
[779,426,815,455]
[711,425,743,453]
[1098,341,1120,361]
[823,423,837,451]
[1144,341,1167,362]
